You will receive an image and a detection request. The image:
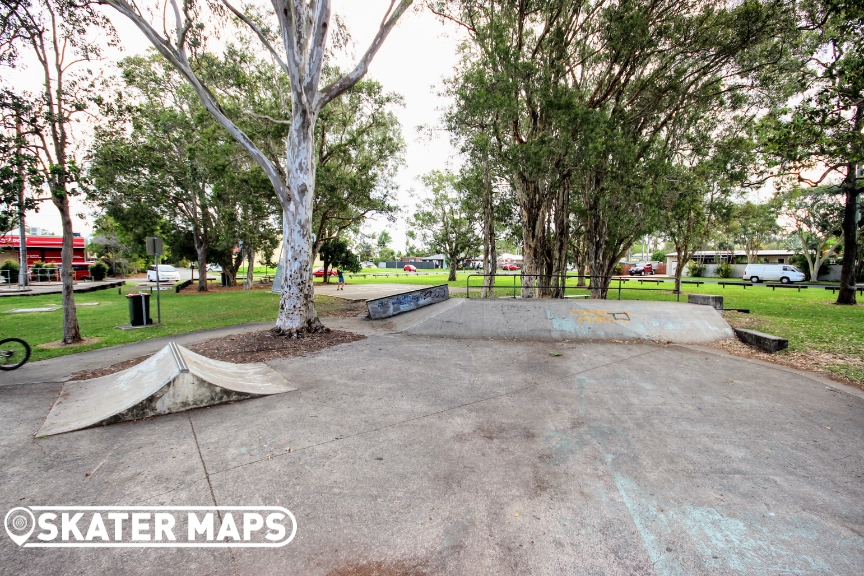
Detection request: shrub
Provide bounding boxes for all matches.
[650,250,667,262]
[688,262,706,277]
[716,262,733,278]
[1,260,20,283]
[613,264,623,275]
[31,260,45,268]
[89,261,109,281]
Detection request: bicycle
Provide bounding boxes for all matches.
[0,338,31,370]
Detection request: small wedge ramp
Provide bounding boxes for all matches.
[37,343,295,436]
[394,299,733,344]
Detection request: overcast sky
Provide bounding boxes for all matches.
[22,2,463,251]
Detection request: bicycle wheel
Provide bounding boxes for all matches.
[0,338,31,370]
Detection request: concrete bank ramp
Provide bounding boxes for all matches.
[398,299,733,344]
[37,343,295,436]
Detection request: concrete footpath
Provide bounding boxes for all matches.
[1,306,863,574]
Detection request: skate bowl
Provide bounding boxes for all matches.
[391,298,733,344]
[36,342,296,436]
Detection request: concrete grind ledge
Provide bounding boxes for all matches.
[688,293,724,311]
[735,327,789,353]
[393,298,734,344]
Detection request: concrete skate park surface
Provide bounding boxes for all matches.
[395,299,733,344]
[2,301,863,574]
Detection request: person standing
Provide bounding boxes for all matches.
[337,269,345,290]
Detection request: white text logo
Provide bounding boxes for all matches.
[4,506,296,548]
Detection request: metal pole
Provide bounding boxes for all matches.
[155,254,162,324]
[15,110,28,289]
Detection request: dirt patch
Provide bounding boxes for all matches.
[70,329,364,380]
[318,299,368,318]
[177,282,272,293]
[712,337,864,391]
[38,337,101,350]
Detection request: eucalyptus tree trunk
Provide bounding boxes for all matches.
[244,245,255,290]
[550,178,570,298]
[195,246,208,291]
[518,178,548,298]
[53,190,81,344]
[837,103,861,305]
[275,105,322,334]
[192,224,209,292]
[481,169,497,298]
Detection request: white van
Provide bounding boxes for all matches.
[743,264,806,284]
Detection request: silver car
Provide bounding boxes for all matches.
[147,265,181,282]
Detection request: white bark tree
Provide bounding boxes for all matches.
[781,187,845,282]
[99,0,412,335]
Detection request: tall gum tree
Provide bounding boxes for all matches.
[99,0,412,335]
[1,0,115,344]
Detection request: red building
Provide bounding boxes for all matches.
[0,234,87,266]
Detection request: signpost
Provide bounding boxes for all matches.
[146,236,164,324]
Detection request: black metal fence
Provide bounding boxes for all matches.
[465,274,859,300]
[465,274,680,300]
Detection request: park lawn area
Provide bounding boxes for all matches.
[0,285,349,363]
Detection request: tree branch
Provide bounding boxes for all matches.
[221,0,291,76]
[100,0,291,204]
[316,0,412,110]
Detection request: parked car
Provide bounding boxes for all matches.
[313,267,338,277]
[403,265,417,272]
[629,262,654,276]
[743,264,805,284]
[501,264,518,271]
[70,262,97,281]
[147,265,181,282]
[206,263,222,272]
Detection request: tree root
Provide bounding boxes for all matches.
[270,316,331,339]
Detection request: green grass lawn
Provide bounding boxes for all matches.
[0,285,345,362]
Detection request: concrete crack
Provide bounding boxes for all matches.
[188,414,239,573]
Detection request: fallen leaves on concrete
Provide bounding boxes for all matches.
[712,337,864,390]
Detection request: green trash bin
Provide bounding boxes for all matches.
[126,293,152,326]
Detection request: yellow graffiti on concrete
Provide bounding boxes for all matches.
[570,309,630,323]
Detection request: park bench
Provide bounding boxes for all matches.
[717,282,749,289]
[680,280,704,287]
[766,283,807,292]
[637,279,664,284]
[824,285,864,295]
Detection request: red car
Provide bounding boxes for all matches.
[313,268,338,277]
[501,264,518,271]
[628,262,654,276]
[403,265,417,272]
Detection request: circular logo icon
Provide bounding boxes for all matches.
[4,507,35,546]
